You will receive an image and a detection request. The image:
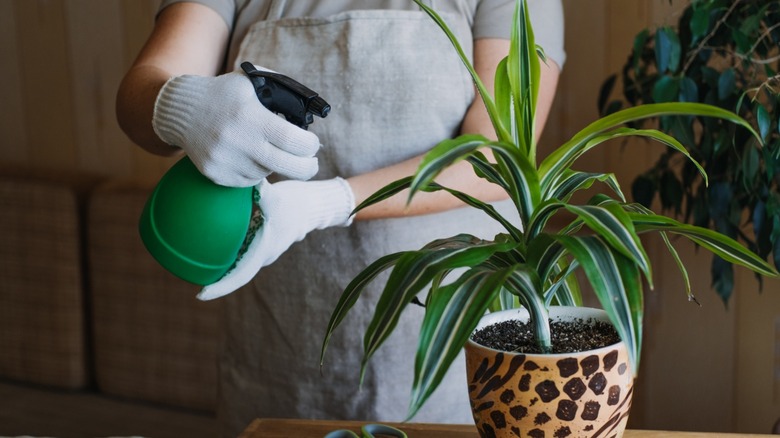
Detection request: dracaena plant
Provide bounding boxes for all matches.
[321,0,780,419]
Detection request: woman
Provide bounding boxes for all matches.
[116,1,565,435]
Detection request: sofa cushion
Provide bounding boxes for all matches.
[0,175,89,389]
[87,180,220,412]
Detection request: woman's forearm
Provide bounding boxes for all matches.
[116,65,180,156]
[115,2,229,156]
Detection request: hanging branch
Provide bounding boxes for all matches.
[747,74,780,99]
[682,0,742,74]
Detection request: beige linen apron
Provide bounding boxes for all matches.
[219,2,514,435]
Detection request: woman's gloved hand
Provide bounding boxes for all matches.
[197,177,355,300]
[152,68,321,187]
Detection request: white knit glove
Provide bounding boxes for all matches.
[197,177,355,300]
[152,69,320,187]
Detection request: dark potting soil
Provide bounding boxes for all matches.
[471,318,621,354]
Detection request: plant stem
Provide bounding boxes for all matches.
[747,74,780,99]
[704,46,780,66]
[748,21,780,55]
[682,0,742,74]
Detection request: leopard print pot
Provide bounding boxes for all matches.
[464,307,633,438]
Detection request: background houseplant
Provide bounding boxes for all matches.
[599,0,780,303]
[321,0,779,424]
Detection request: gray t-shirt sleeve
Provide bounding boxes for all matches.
[475,0,565,67]
[528,0,566,67]
[157,0,236,31]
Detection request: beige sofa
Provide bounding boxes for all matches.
[0,169,221,438]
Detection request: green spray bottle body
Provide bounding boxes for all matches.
[139,63,330,285]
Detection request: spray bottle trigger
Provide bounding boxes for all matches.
[240,61,330,130]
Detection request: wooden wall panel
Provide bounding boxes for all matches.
[0,0,174,183]
[0,0,29,164]
[736,271,780,433]
[636,239,738,432]
[13,0,78,170]
[601,0,658,187]
[66,0,132,176]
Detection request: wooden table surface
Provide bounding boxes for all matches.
[240,418,775,437]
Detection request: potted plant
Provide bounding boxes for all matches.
[321,1,780,436]
[598,0,780,304]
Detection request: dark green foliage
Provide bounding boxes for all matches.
[600,0,780,303]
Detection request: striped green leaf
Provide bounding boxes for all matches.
[494,57,513,137]
[564,203,653,285]
[545,170,626,204]
[320,252,403,365]
[526,199,565,241]
[352,176,412,214]
[629,213,780,278]
[409,134,490,197]
[497,285,520,311]
[588,193,622,206]
[488,142,541,225]
[410,138,540,226]
[555,235,643,376]
[526,233,563,281]
[524,235,583,307]
[539,103,761,191]
[424,182,523,241]
[557,261,583,306]
[323,235,499,366]
[508,0,541,160]
[412,0,510,142]
[543,259,581,307]
[467,153,510,191]
[658,230,694,301]
[361,239,515,382]
[624,203,694,301]
[408,264,514,418]
[540,127,706,194]
[503,267,549,348]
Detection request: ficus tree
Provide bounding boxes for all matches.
[600,0,780,303]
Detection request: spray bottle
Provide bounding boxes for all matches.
[139,62,330,285]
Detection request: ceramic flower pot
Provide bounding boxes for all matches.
[464,307,633,438]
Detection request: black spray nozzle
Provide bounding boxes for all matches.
[240,62,330,130]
